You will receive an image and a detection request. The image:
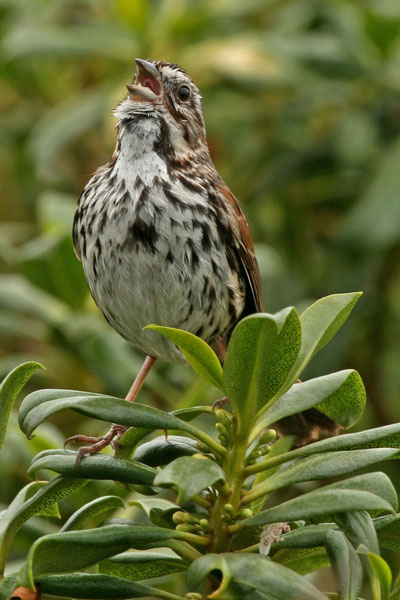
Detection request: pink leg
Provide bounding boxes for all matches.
[125,355,156,402]
[65,355,157,466]
[214,336,227,363]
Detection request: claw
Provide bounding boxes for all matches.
[64,423,130,469]
[64,434,102,449]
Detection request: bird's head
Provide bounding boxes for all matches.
[115,58,207,155]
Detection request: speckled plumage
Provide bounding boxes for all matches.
[73,59,262,364]
[71,59,339,453]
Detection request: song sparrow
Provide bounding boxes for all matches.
[69,58,338,461]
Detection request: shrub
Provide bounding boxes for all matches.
[1,292,400,599]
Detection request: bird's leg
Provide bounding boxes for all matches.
[65,355,156,465]
[214,336,227,363]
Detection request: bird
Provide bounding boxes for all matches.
[68,58,338,461]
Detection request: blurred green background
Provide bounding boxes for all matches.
[1,0,400,583]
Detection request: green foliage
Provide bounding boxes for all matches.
[2,293,400,599]
[2,1,400,597]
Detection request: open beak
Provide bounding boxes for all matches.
[126,58,162,101]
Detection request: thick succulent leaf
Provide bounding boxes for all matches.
[358,551,392,600]
[28,449,156,484]
[130,498,178,518]
[19,389,194,438]
[36,573,182,600]
[130,497,178,528]
[16,524,193,589]
[115,427,152,460]
[243,473,397,527]
[272,547,329,575]
[254,369,365,437]
[19,389,224,456]
[283,292,362,386]
[333,511,379,555]
[273,523,337,549]
[243,448,399,504]
[323,530,363,600]
[99,552,186,581]
[61,496,126,532]
[132,435,198,466]
[0,361,43,451]
[375,513,400,552]
[223,309,301,426]
[248,422,400,474]
[154,456,225,503]
[0,477,87,576]
[187,553,328,599]
[145,324,223,389]
[170,406,214,421]
[0,574,18,600]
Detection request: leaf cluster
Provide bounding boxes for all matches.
[1,292,400,598]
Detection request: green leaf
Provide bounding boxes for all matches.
[37,573,183,600]
[145,325,223,390]
[273,546,329,575]
[223,309,301,427]
[170,405,214,421]
[17,524,195,589]
[18,389,192,439]
[242,472,397,527]
[0,361,44,451]
[187,553,328,599]
[18,389,225,457]
[284,292,362,385]
[61,496,126,532]
[130,498,178,527]
[0,574,18,600]
[154,455,225,503]
[28,449,156,485]
[0,477,88,575]
[99,552,186,581]
[360,551,392,600]
[243,448,399,505]
[333,511,379,555]
[375,513,400,553]
[247,422,400,475]
[254,370,365,437]
[323,530,363,600]
[132,435,198,466]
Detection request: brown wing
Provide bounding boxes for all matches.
[218,184,264,315]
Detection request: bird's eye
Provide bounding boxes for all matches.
[177,85,191,101]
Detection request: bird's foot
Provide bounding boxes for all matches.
[212,396,229,412]
[64,423,129,468]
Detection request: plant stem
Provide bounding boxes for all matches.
[176,531,211,547]
[227,520,245,534]
[192,494,212,510]
[244,451,292,475]
[165,539,201,562]
[184,424,227,457]
[240,480,272,506]
[208,419,249,553]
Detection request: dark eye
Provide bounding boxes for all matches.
[177,84,191,101]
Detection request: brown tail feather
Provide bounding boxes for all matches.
[274,408,342,446]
